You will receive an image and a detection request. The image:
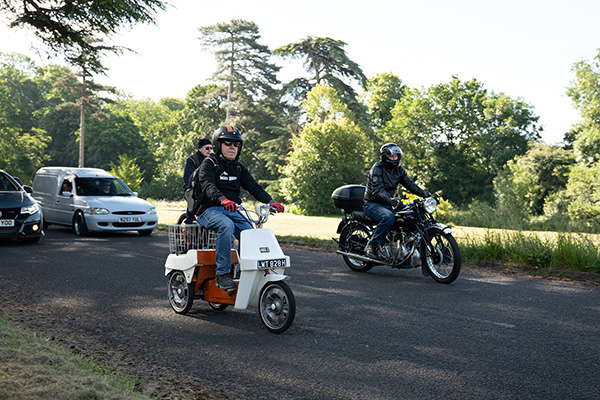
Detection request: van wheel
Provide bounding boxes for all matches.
[73,211,88,236]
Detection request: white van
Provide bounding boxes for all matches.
[32,167,158,236]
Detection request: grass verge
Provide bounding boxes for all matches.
[0,316,148,400]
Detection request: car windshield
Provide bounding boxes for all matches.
[74,177,132,196]
[0,173,20,192]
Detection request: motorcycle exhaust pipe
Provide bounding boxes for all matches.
[336,250,394,266]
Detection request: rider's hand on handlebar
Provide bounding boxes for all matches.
[221,198,237,212]
[269,201,284,213]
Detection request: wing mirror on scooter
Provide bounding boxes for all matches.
[255,203,271,218]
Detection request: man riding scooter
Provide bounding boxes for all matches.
[195,125,284,291]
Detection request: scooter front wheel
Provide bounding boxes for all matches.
[168,271,194,314]
[258,281,295,334]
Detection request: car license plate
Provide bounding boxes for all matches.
[0,219,15,227]
[118,216,142,223]
[257,258,287,269]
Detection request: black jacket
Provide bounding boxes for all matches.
[363,161,428,206]
[183,152,205,189]
[197,154,272,215]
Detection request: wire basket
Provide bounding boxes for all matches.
[168,224,216,254]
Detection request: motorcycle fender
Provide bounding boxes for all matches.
[430,223,453,235]
[164,252,199,283]
[336,219,346,234]
[234,269,289,310]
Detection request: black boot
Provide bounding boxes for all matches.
[365,242,380,259]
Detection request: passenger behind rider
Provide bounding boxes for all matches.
[363,143,430,260]
[183,138,212,224]
[196,125,284,291]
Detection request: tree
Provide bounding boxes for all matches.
[567,48,600,164]
[109,154,143,193]
[199,19,280,121]
[494,144,574,218]
[363,72,406,131]
[273,36,367,124]
[382,76,541,206]
[0,52,50,180]
[54,41,117,167]
[280,85,372,214]
[0,0,166,57]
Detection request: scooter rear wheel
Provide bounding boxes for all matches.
[258,281,295,334]
[168,271,194,314]
[208,302,228,311]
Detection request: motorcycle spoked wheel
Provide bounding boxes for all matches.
[339,224,374,272]
[258,281,296,334]
[421,229,461,284]
[168,271,195,314]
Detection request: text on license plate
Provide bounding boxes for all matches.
[0,219,15,227]
[257,258,287,269]
[118,216,142,223]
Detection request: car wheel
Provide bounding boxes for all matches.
[73,211,88,236]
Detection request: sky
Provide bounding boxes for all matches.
[2,0,600,145]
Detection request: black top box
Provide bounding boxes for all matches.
[331,184,366,211]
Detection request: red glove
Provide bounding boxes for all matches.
[221,198,237,212]
[269,201,284,213]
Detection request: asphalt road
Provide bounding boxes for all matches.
[1,226,599,400]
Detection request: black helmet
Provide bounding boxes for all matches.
[212,125,244,159]
[380,143,402,168]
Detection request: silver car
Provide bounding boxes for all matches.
[33,167,158,236]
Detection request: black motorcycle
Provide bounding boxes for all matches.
[332,185,461,284]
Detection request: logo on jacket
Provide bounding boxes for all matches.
[219,172,238,181]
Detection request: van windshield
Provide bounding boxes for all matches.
[74,178,132,196]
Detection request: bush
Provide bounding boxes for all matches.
[139,170,183,200]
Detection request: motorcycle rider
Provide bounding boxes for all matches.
[196,125,284,291]
[363,143,430,259]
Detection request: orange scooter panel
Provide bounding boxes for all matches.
[193,249,239,305]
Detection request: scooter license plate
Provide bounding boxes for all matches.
[257,258,287,269]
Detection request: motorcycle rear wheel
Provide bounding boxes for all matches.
[339,224,374,272]
[421,229,461,284]
[258,281,295,334]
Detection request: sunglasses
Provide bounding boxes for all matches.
[222,140,241,148]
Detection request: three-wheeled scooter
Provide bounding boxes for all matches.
[164,203,295,333]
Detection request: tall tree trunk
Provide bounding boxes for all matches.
[78,75,86,167]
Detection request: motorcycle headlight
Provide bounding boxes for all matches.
[90,207,109,215]
[424,197,437,214]
[21,203,40,215]
[255,203,270,217]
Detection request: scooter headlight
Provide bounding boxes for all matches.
[424,197,437,214]
[255,203,270,217]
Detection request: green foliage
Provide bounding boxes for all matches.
[109,154,143,193]
[280,85,372,215]
[273,36,368,124]
[363,72,406,130]
[139,170,182,201]
[494,144,574,218]
[0,53,51,180]
[382,76,540,207]
[460,230,600,273]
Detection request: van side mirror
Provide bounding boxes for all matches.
[132,192,138,197]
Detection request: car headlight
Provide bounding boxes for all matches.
[21,203,40,215]
[90,207,109,215]
[148,207,157,215]
[424,197,437,214]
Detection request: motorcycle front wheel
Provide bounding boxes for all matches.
[421,229,461,284]
[258,281,295,334]
[167,271,195,314]
[339,224,374,272]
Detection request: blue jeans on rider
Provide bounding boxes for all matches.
[363,201,395,246]
[197,206,252,276]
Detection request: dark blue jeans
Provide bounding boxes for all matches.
[363,202,395,245]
